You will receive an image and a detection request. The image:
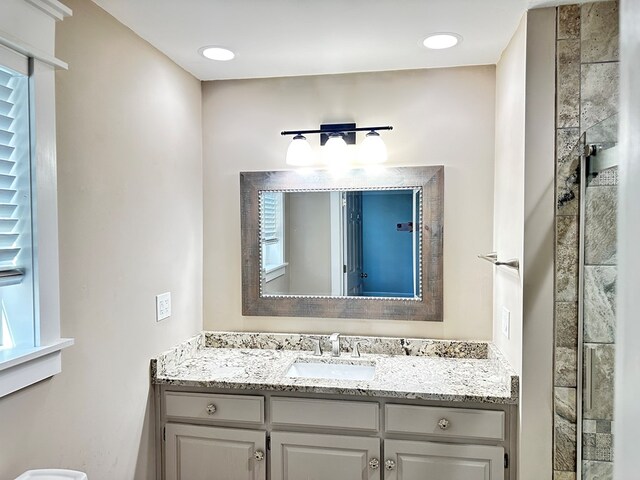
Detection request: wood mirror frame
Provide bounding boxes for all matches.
[240,166,444,321]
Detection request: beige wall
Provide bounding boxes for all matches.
[520,8,556,480]
[287,192,332,295]
[493,15,526,374]
[0,1,203,479]
[203,66,496,339]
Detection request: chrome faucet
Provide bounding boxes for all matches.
[329,332,341,357]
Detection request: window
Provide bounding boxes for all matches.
[261,191,286,281]
[0,56,35,350]
[0,19,72,397]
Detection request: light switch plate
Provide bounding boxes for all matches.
[501,307,510,339]
[156,292,171,321]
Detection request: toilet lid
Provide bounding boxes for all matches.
[15,469,88,480]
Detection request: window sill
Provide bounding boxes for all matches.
[264,263,288,283]
[0,338,74,397]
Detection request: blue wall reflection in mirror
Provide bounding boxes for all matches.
[361,190,414,298]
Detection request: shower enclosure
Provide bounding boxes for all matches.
[577,114,618,479]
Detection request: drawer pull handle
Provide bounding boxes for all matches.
[254,450,265,461]
[438,418,450,430]
[385,459,396,471]
[205,403,217,415]
[369,458,380,470]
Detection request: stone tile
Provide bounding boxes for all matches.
[584,266,616,343]
[556,128,581,215]
[588,166,618,187]
[595,433,613,461]
[581,63,619,133]
[596,419,611,433]
[584,343,615,420]
[557,40,581,128]
[581,1,619,63]
[556,216,579,302]
[554,414,577,471]
[585,186,617,265]
[555,346,577,387]
[554,472,576,480]
[583,419,597,433]
[555,386,577,422]
[585,114,618,145]
[556,302,578,348]
[583,432,597,460]
[558,4,580,40]
[582,460,613,480]
[557,128,582,164]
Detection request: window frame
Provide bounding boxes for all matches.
[0,0,73,398]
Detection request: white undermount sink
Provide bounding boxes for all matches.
[286,360,375,381]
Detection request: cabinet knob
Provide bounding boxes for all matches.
[369,458,380,470]
[438,418,450,430]
[205,403,217,415]
[254,450,265,461]
[385,459,396,471]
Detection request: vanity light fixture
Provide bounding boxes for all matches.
[200,46,235,61]
[423,33,462,50]
[281,123,393,167]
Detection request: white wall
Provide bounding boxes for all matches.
[614,0,640,477]
[493,14,526,375]
[0,0,203,478]
[203,66,496,339]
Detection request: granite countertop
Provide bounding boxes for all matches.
[151,332,519,405]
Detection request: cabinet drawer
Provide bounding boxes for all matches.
[271,397,379,432]
[385,404,504,441]
[165,392,264,425]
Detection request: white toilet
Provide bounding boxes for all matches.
[15,470,87,480]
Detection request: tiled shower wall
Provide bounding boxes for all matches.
[554,2,619,479]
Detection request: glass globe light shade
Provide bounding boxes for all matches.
[323,134,349,167]
[285,134,313,166]
[358,131,388,164]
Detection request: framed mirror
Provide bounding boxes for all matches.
[240,166,443,321]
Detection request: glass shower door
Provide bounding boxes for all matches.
[578,114,618,479]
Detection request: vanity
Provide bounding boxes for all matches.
[151,166,518,479]
[152,332,518,480]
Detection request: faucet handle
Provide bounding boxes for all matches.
[352,339,370,358]
[309,337,323,356]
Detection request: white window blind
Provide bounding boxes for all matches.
[0,68,25,274]
[0,56,35,350]
[261,191,285,273]
[262,191,282,244]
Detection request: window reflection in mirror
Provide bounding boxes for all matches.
[260,189,421,299]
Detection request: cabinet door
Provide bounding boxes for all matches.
[384,439,504,480]
[165,423,266,480]
[271,431,380,480]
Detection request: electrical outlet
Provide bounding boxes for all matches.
[156,292,171,322]
[501,307,511,339]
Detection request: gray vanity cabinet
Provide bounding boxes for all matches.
[165,423,266,480]
[270,431,380,480]
[157,389,515,480]
[383,439,504,480]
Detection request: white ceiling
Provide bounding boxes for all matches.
[90,0,570,81]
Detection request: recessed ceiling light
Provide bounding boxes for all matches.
[200,46,235,61]
[423,33,462,50]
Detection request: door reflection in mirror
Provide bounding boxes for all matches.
[260,188,421,299]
